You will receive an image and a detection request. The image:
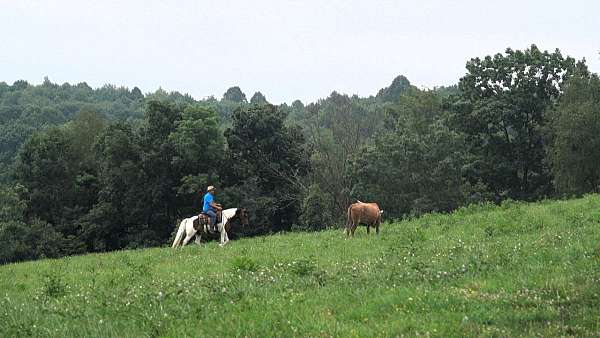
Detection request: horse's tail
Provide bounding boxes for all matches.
[172,219,186,248]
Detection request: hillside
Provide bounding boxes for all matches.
[1,196,600,337]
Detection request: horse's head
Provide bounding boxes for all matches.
[236,208,250,227]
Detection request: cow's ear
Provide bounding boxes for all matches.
[380,210,384,214]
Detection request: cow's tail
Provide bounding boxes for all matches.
[345,206,352,236]
[172,219,186,248]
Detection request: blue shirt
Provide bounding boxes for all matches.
[202,192,214,212]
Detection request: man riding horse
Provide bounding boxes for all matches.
[202,185,222,232]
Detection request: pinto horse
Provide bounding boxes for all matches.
[172,208,249,248]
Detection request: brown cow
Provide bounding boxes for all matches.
[345,200,383,237]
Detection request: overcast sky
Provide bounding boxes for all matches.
[1,0,598,104]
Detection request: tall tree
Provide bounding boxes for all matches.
[138,101,181,235]
[548,71,600,195]
[451,44,584,200]
[376,75,413,103]
[169,105,225,215]
[88,122,149,250]
[224,104,310,230]
[305,92,383,219]
[250,91,268,105]
[222,86,247,103]
[351,90,470,217]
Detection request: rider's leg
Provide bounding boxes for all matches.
[206,210,217,228]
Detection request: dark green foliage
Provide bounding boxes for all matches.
[6,99,225,260]
[89,122,147,250]
[0,183,26,221]
[250,91,268,105]
[0,219,72,264]
[451,45,584,200]
[376,75,413,102]
[224,104,310,231]
[351,91,469,217]
[549,71,600,195]
[222,86,247,103]
[15,120,101,226]
[300,184,334,230]
[304,92,383,220]
[0,79,144,182]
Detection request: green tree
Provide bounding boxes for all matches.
[88,122,149,250]
[351,99,469,218]
[376,75,413,103]
[222,86,247,103]
[169,105,225,215]
[451,44,584,200]
[15,127,81,225]
[224,104,310,231]
[137,100,182,238]
[305,92,383,220]
[548,71,600,195]
[300,184,334,230]
[250,91,268,105]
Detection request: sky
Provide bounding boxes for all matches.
[1,0,599,104]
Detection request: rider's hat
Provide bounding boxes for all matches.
[207,185,215,192]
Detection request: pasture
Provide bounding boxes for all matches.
[1,196,600,337]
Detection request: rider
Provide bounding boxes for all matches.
[202,185,222,231]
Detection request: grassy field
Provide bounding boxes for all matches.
[1,196,600,337]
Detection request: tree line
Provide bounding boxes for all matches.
[1,44,599,264]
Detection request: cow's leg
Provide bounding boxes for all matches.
[376,222,380,234]
[351,223,358,237]
[366,224,370,234]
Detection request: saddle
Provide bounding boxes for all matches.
[196,210,222,233]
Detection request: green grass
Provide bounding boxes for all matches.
[2,196,600,337]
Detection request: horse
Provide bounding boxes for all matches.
[171,208,249,248]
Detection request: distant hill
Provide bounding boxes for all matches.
[1,195,599,336]
[0,79,145,182]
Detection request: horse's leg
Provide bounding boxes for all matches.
[182,233,194,247]
[219,224,226,246]
[223,229,230,245]
[181,223,196,247]
[194,233,202,245]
